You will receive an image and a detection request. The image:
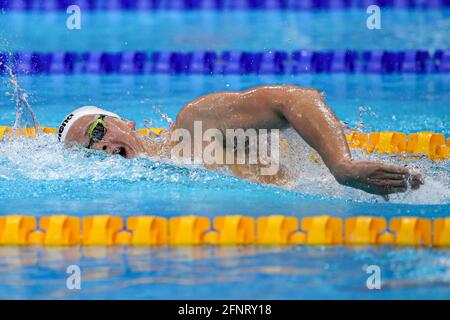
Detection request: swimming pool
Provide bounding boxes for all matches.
[1,9,450,51]
[0,6,449,300]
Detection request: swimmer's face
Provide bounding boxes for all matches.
[64,115,145,158]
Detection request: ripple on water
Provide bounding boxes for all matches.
[0,132,448,205]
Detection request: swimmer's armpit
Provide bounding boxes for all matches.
[333,160,424,197]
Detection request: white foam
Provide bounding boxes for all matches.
[0,132,448,204]
[280,128,449,204]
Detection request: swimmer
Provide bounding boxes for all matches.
[58,85,423,197]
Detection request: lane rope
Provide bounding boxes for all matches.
[1,50,450,75]
[0,214,448,247]
[1,126,448,160]
[1,0,449,11]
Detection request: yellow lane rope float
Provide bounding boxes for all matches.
[346,131,450,160]
[0,215,449,247]
[1,126,449,160]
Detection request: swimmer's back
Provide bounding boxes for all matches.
[170,85,311,134]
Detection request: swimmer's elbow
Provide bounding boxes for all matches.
[273,87,323,114]
[291,87,324,104]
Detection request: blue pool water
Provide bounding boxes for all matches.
[1,9,450,51]
[0,74,449,216]
[0,8,449,299]
[1,246,450,300]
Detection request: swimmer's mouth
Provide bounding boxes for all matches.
[114,147,127,158]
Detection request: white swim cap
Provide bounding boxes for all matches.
[58,106,120,142]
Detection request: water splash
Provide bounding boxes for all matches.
[354,106,378,132]
[2,63,39,129]
[0,77,447,205]
[0,133,247,188]
[280,128,449,204]
[144,105,173,128]
[0,131,448,205]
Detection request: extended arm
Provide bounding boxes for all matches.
[276,86,423,195]
[173,85,423,196]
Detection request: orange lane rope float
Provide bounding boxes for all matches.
[1,126,448,160]
[0,215,449,247]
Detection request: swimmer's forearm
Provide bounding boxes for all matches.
[277,87,353,178]
[274,86,423,195]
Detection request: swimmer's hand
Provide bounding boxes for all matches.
[333,160,423,197]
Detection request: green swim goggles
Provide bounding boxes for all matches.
[87,115,107,148]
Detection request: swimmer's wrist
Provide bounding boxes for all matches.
[330,159,354,184]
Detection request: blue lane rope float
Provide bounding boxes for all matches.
[1,0,449,11]
[1,50,450,75]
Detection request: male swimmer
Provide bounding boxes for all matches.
[58,85,423,197]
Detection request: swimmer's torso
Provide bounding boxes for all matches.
[157,86,314,187]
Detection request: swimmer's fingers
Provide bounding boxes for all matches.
[341,161,422,196]
[390,186,408,193]
[383,173,407,180]
[381,185,408,202]
[383,185,407,194]
[408,172,424,190]
[386,171,424,190]
[368,177,407,188]
[379,185,407,195]
[380,165,424,189]
[367,178,407,195]
[387,180,408,188]
[380,164,410,175]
